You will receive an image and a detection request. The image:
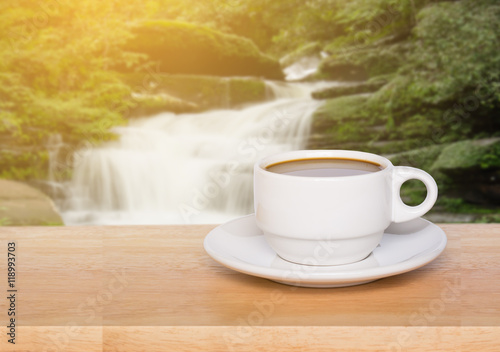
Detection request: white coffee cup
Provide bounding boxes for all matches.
[254,150,438,266]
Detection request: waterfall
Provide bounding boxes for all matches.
[283,55,326,81]
[61,81,333,225]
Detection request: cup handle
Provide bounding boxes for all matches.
[392,166,438,223]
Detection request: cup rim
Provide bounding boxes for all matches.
[255,149,393,180]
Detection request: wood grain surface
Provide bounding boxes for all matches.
[0,223,499,351]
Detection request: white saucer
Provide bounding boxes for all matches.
[204,214,447,288]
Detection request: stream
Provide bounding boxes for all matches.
[60,79,338,225]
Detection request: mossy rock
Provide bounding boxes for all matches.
[129,93,198,117]
[397,111,445,139]
[122,21,283,79]
[306,138,424,155]
[310,94,391,146]
[311,79,387,100]
[323,28,411,54]
[309,94,435,154]
[431,138,500,171]
[280,42,322,68]
[229,78,269,106]
[0,179,64,226]
[389,144,447,171]
[317,42,411,80]
[315,60,368,81]
[431,138,500,204]
[123,73,268,111]
[312,94,371,125]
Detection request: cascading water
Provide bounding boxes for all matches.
[61,81,334,225]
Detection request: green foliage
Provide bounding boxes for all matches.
[312,0,499,158]
[373,0,500,133]
[143,0,294,52]
[271,0,424,55]
[0,2,276,180]
[479,143,500,169]
[122,20,282,78]
[411,1,500,100]
[0,150,48,180]
[0,1,143,180]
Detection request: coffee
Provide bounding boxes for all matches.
[265,158,383,177]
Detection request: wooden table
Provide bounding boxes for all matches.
[1,224,499,351]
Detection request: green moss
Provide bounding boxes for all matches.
[317,42,411,80]
[122,20,283,79]
[390,144,446,171]
[313,95,370,123]
[311,94,392,145]
[229,78,267,106]
[315,60,368,81]
[312,80,387,100]
[431,138,500,171]
[396,110,444,139]
[367,139,426,155]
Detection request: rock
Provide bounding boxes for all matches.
[323,29,412,54]
[309,94,389,149]
[312,79,387,100]
[124,74,269,111]
[366,140,424,154]
[317,42,411,80]
[121,20,283,79]
[229,78,270,106]
[312,94,371,125]
[0,179,64,226]
[431,138,500,204]
[316,61,368,81]
[432,138,500,171]
[308,93,439,154]
[389,144,447,171]
[129,93,198,117]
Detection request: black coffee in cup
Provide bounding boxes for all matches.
[265,158,383,177]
